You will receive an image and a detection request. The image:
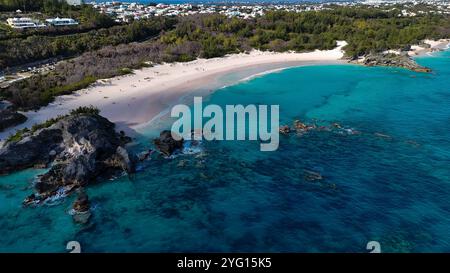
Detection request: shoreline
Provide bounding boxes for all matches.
[408,39,450,57]
[133,59,348,132]
[1,38,448,143]
[0,41,348,141]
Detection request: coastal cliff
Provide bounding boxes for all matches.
[0,107,137,205]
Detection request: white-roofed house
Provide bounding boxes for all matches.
[65,0,83,5]
[6,17,45,29]
[46,18,79,27]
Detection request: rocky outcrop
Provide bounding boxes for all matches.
[0,111,136,204]
[106,146,136,173]
[72,189,91,224]
[293,120,316,133]
[0,101,27,132]
[0,128,64,173]
[293,120,307,131]
[279,125,291,135]
[280,121,318,135]
[153,130,184,156]
[353,53,431,72]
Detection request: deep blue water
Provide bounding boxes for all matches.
[1,50,450,252]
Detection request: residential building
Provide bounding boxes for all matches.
[46,18,79,26]
[6,17,45,29]
[66,0,83,5]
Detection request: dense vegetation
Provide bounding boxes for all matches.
[1,6,449,110]
[0,0,77,12]
[0,2,118,68]
[158,8,448,59]
[0,17,175,69]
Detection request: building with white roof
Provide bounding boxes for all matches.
[66,0,83,5]
[6,18,45,29]
[46,18,79,26]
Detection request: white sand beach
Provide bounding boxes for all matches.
[0,41,348,141]
[2,38,450,142]
[408,39,450,56]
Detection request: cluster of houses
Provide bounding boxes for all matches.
[6,17,78,29]
[365,0,450,16]
[4,1,450,28]
[91,2,330,22]
[4,0,82,29]
[90,1,450,22]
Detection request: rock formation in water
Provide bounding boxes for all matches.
[352,53,431,72]
[153,130,184,156]
[0,108,137,205]
[72,189,92,224]
[279,125,291,135]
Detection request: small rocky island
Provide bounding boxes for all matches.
[72,189,92,224]
[153,130,184,156]
[0,107,137,205]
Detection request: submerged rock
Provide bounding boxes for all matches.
[331,122,342,129]
[0,110,136,204]
[153,130,184,156]
[304,170,323,182]
[177,159,187,167]
[374,132,392,139]
[73,189,90,212]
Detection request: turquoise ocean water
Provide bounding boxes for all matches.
[1,50,450,252]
